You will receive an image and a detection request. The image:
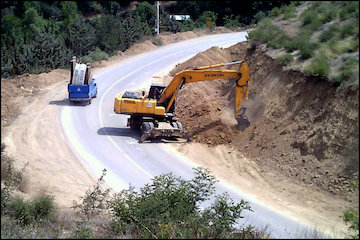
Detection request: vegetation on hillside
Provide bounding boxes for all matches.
[248,1,359,86]
[1,1,287,78]
[1,143,271,238]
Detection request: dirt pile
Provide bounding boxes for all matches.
[172,41,359,203]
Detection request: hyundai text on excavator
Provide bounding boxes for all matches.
[113,60,251,143]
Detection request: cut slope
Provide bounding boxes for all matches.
[171,41,359,207]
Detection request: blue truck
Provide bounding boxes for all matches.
[68,56,98,104]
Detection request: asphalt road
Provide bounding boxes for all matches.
[60,32,313,238]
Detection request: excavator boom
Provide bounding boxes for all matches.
[158,60,250,120]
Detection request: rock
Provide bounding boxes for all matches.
[219,132,225,139]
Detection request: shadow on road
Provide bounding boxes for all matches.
[97,127,141,140]
[49,99,89,107]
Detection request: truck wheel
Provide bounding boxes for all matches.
[88,98,92,104]
[93,91,97,98]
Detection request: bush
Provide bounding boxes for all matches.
[82,47,109,63]
[270,7,282,18]
[248,18,289,49]
[282,4,296,20]
[319,25,338,43]
[334,56,359,82]
[343,209,359,238]
[340,22,357,39]
[252,11,266,24]
[10,197,34,225]
[108,167,258,238]
[275,54,294,66]
[151,38,163,46]
[223,15,245,28]
[1,147,29,212]
[8,194,55,225]
[32,195,55,221]
[305,56,330,77]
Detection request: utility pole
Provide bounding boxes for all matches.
[155,1,160,35]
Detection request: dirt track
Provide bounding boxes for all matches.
[1,28,358,237]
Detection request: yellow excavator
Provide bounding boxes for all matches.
[114,60,250,143]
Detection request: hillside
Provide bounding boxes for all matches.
[248,1,359,87]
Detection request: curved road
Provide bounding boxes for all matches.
[60,32,312,238]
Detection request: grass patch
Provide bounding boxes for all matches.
[340,22,358,39]
[319,25,338,43]
[282,3,296,20]
[275,53,294,66]
[334,56,359,83]
[248,18,289,48]
[270,7,282,17]
[305,56,330,77]
[343,209,359,239]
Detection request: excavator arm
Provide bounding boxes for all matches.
[158,60,250,123]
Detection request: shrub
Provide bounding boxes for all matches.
[248,18,289,49]
[32,195,55,221]
[83,47,109,62]
[70,221,94,239]
[340,22,357,39]
[108,167,258,238]
[72,169,110,220]
[151,38,163,46]
[223,15,245,28]
[1,147,29,212]
[10,197,34,225]
[299,43,316,59]
[319,25,338,43]
[8,194,56,225]
[302,9,315,26]
[282,4,296,20]
[252,11,266,24]
[305,56,330,77]
[334,56,359,82]
[343,209,359,238]
[270,7,282,18]
[276,54,294,66]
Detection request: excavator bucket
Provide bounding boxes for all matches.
[236,107,250,131]
[138,122,185,143]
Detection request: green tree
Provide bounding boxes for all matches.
[22,7,46,44]
[94,14,126,53]
[60,1,80,30]
[133,1,155,29]
[100,1,121,15]
[65,18,96,57]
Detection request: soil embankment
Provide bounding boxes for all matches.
[164,41,359,236]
